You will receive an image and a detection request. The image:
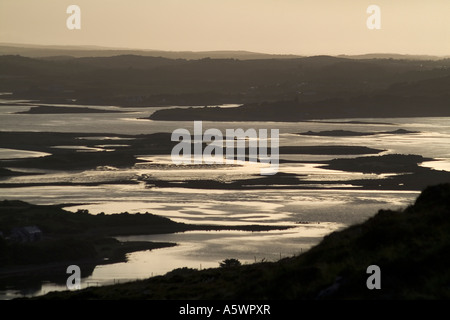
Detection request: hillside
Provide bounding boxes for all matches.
[1,54,450,109]
[149,76,450,121]
[33,183,450,300]
[0,44,301,60]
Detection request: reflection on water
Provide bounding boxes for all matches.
[77,136,136,141]
[0,183,419,299]
[420,159,450,171]
[0,184,418,226]
[51,145,114,152]
[0,148,51,160]
[0,226,340,300]
[1,101,449,299]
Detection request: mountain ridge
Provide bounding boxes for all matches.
[1,43,449,61]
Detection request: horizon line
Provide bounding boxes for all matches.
[0,42,449,59]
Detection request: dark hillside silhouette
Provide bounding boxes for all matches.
[1,54,449,110]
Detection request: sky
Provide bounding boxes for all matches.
[0,0,449,56]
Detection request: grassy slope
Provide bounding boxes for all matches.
[34,183,450,300]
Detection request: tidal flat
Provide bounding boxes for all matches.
[1,99,450,299]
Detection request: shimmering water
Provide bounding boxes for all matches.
[1,100,449,299]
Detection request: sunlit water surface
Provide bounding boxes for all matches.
[1,100,449,299]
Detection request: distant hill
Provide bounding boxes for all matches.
[3,44,449,61]
[339,53,450,61]
[149,75,450,121]
[0,43,301,60]
[1,51,450,111]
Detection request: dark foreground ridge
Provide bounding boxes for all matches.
[31,183,450,299]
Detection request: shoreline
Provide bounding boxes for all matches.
[0,200,293,289]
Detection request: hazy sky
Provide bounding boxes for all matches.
[1,0,449,55]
